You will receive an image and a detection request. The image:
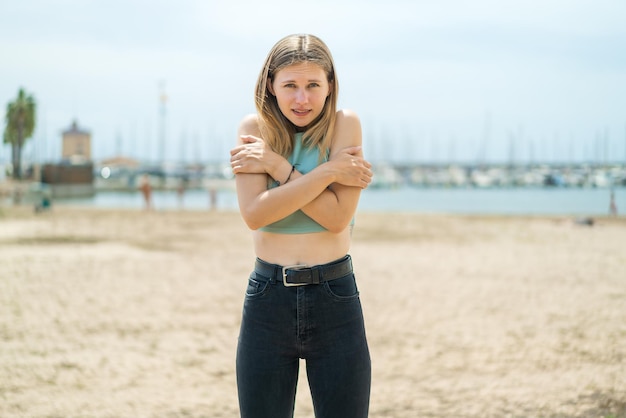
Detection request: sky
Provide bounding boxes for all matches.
[1,0,625,165]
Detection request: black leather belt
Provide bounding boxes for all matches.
[254,255,353,287]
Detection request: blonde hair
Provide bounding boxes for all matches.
[255,34,338,159]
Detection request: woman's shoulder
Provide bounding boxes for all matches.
[333,109,362,137]
[238,113,261,136]
[335,109,361,126]
[330,109,362,149]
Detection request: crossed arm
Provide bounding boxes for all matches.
[230,110,373,233]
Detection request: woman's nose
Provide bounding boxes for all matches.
[295,88,308,103]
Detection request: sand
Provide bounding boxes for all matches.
[1,205,625,417]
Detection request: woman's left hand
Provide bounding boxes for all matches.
[230,135,279,174]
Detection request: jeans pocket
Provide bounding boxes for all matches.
[323,274,359,301]
[245,272,271,298]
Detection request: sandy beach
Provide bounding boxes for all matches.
[1,205,625,417]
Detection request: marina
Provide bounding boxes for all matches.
[2,161,625,216]
[86,159,626,191]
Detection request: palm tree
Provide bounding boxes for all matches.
[3,88,37,179]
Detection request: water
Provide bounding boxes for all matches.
[51,187,625,216]
[359,187,623,215]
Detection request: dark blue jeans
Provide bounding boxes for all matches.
[236,256,371,418]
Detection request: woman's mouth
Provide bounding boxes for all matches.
[293,109,311,117]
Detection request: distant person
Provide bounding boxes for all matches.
[177,176,188,209]
[230,34,373,417]
[208,187,217,211]
[12,184,23,206]
[138,174,152,210]
[609,190,618,216]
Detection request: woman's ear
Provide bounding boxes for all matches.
[267,79,275,96]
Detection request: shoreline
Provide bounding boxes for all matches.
[2,204,625,224]
[2,179,626,217]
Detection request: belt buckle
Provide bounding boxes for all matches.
[282,264,308,287]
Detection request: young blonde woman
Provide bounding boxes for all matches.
[230,34,373,418]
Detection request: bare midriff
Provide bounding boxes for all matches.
[252,229,351,266]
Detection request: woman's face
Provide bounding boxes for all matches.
[270,62,331,128]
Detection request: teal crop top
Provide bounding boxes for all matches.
[260,133,354,234]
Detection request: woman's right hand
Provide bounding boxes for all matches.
[328,146,373,188]
[230,135,280,175]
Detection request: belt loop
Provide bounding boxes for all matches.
[272,266,281,283]
[311,267,320,284]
